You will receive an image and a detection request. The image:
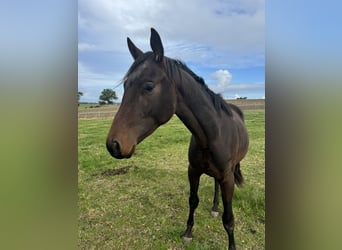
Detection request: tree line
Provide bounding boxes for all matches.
[78,89,118,105]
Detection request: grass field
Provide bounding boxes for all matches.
[78,110,265,249]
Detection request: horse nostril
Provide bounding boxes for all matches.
[112,140,120,153]
[106,139,123,159]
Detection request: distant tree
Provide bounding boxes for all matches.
[99,89,118,104]
[78,91,83,106]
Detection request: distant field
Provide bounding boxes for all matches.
[78,110,265,249]
[78,99,264,119]
[227,99,265,110]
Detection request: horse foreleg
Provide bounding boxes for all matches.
[182,164,201,243]
[220,173,236,250]
[211,178,220,217]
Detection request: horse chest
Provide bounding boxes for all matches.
[189,144,231,179]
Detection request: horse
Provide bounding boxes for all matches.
[106,28,249,250]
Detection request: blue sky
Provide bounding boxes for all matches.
[78,0,265,102]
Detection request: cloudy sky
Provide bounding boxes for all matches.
[78,0,264,102]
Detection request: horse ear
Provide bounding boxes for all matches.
[127,37,143,60]
[150,28,164,62]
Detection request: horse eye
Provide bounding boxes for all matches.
[144,83,155,92]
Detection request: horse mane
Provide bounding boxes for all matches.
[166,58,233,116]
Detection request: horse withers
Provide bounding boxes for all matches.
[106,28,249,250]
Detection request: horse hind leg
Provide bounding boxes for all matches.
[211,162,243,218]
[211,178,219,217]
[220,173,236,250]
[182,164,201,243]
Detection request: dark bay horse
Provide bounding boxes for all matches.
[106,28,249,250]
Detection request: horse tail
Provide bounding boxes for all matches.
[234,163,244,187]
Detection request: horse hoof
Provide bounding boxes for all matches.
[182,236,193,244]
[211,210,219,217]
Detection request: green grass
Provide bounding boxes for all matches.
[78,110,264,249]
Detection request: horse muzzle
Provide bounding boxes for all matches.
[106,139,136,159]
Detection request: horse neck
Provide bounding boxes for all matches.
[174,73,219,148]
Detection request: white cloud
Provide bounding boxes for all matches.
[78,0,265,101]
[78,0,264,60]
[78,43,97,51]
[211,69,233,93]
[219,82,265,99]
[78,61,124,102]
